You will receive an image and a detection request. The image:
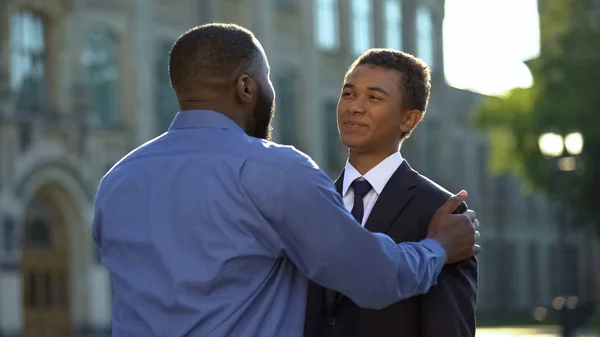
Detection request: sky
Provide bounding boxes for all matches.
[443,0,541,96]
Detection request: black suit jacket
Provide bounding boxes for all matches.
[303,161,478,337]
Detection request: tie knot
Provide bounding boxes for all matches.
[351,178,372,198]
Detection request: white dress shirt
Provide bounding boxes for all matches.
[342,152,404,226]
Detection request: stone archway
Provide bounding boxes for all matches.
[21,185,72,335]
[15,161,93,336]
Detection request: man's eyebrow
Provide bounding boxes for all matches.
[342,84,389,96]
[367,87,389,96]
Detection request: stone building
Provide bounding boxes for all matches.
[0,0,596,335]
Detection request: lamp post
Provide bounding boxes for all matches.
[538,132,584,169]
[538,131,584,337]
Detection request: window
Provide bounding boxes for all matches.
[274,72,297,146]
[24,219,52,249]
[422,119,439,178]
[155,42,179,133]
[494,174,509,230]
[385,0,402,50]
[275,0,295,10]
[453,138,465,186]
[2,216,16,251]
[416,6,434,69]
[352,0,372,55]
[497,240,516,308]
[81,26,119,127]
[315,0,339,50]
[563,245,579,295]
[10,9,46,113]
[529,243,539,304]
[477,143,488,197]
[526,196,538,224]
[323,100,345,174]
[549,243,559,297]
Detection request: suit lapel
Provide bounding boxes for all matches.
[363,161,418,234]
[334,171,344,195]
[328,161,419,312]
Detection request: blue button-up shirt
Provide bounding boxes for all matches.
[92,110,446,337]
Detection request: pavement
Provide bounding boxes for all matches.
[477,326,598,337]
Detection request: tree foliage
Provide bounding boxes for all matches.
[474,0,600,231]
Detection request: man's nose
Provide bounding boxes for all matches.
[347,97,366,114]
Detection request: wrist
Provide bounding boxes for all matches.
[425,235,449,263]
[421,237,448,263]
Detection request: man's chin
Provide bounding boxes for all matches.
[341,136,367,150]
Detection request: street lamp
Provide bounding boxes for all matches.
[564,132,584,156]
[538,131,584,337]
[538,132,584,172]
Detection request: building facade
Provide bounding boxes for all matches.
[0,0,596,335]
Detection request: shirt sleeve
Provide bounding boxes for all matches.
[275,162,447,310]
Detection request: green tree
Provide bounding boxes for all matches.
[474,0,600,232]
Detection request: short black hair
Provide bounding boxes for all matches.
[169,23,261,95]
[345,48,431,114]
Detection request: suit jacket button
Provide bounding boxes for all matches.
[327,317,336,326]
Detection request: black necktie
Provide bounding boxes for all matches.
[351,178,373,224]
[325,178,374,310]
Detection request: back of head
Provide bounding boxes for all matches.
[168,23,260,99]
[346,49,431,114]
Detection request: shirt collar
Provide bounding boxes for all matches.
[168,109,245,134]
[342,152,404,197]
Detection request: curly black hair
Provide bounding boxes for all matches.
[345,48,431,114]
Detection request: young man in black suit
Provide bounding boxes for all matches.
[303,49,478,337]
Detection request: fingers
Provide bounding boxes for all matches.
[473,218,480,229]
[472,244,481,255]
[439,190,468,214]
[465,210,476,223]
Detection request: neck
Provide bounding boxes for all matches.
[348,145,399,175]
[179,100,248,132]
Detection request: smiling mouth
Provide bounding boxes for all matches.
[343,122,366,128]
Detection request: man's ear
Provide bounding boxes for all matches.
[236,74,255,104]
[399,109,423,135]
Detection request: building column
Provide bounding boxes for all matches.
[373,0,386,48]
[298,0,325,164]
[0,0,9,108]
[198,0,216,23]
[250,0,274,52]
[131,0,156,145]
[0,191,25,335]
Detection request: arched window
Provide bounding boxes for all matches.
[10,9,46,113]
[24,219,52,249]
[81,26,119,127]
[23,198,53,249]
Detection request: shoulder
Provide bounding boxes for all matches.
[412,172,467,214]
[239,138,331,193]
[240,138,325,182]
[244,138,321,172]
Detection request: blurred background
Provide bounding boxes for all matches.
[0,0,599,336]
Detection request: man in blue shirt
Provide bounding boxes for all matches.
[92,23,480,337]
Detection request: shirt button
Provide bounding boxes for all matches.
[327,317,336,326]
